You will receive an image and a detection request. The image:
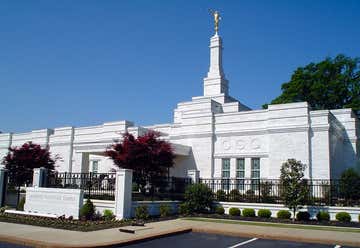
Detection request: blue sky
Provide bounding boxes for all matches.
[1,0,360,133]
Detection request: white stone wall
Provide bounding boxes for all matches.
[0,101,358,179]
[218,202,360,222]
[24,187,83,219]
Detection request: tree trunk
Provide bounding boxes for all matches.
[16,185,20,209]
[293,208,296,222]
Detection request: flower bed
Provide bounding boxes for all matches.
[187,213,360,228]
[0,212,180,232]
[0,213,132,232]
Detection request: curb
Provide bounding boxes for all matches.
[0,228,192,248]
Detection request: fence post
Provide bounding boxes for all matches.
[33,167,46,187]
[187,170,200,184]
[0,168,8,207]
[115,169,133,220]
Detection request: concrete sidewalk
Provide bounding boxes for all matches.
[0,218,359,248]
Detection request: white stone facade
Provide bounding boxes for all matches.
[0,33,359,180]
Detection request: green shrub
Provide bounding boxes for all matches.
[103,209,114,221]
[229,207,241,216]
[159,204,172,217]
[277,210,291,219]
[80,199,95,220]
[17,197,25,211]
[215,206,225,215]
[229,189,241,201]
[216,189,227,201]
[178,202,191,215]
[316,211,330,221]
[335,212,351,222]
[184,183,214,213]
[245,189,255,201]
[358,214,360,222]
[242,208,256,217]
[135,205,149,220]
[296,211,310,221]
[0,206,9,214]
[257,209,271,218]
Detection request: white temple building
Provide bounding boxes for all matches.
[0,29,359,180]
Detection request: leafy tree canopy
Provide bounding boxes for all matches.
[263,55,360,111]
[105,132,175,187]
[2,142,57,187]
[339,168,360,204]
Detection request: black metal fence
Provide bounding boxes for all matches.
[43,173,360,206]
[132,176,192,201]
[47,172,116,200]
[199,178,360,206]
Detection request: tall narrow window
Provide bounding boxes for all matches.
[221,158,230,191]
[221,158,230,178]
[236,158,245,190]
[92,160,99,173]
[251,158,260,190]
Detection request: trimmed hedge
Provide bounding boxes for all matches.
[257,209,272,218]
[336,212,351,222]
[277,210,291,219]
[242,208,256,217]
[229,207,241,216]
[316,211,330,221]
[159,203,171,217]
[216,190,227,201]
[184,183,214,213]
[296,211,310,221]
[103,209,114,221]
[80,199,95,220]
[159,204,172,217]
[135,205,150,220]
[179,203,191,215]
[215,206,225,215]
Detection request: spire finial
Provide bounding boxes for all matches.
[210,10,221,34]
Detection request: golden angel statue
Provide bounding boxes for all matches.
[209,10,221,34]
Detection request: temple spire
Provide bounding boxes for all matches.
[203,11,228,97]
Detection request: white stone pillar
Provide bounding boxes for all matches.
[0,168,7,207]
[114,169,133,220]
[187,169,200,184]
[33,167,46,187]
[72,152,90,173]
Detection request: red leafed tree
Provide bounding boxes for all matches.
[2,142,58,201]
[105,132,175,188]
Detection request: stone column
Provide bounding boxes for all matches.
[114,169,133,220]
[0,168,7,207]
[187,169,200,184]
[33,167,47,187]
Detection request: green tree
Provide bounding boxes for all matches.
[339,168,360,205]
[263,55,360,111]
[183,183,214,213]
[280,159,309,221]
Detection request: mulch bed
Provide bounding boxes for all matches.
[0,213,180,232]
[189,213,360,228]
[0,213,132,232]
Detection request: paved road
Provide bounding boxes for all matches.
[0,242,31,248]
[122,232,356,248]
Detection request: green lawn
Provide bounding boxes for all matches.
[182,217,360,233]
